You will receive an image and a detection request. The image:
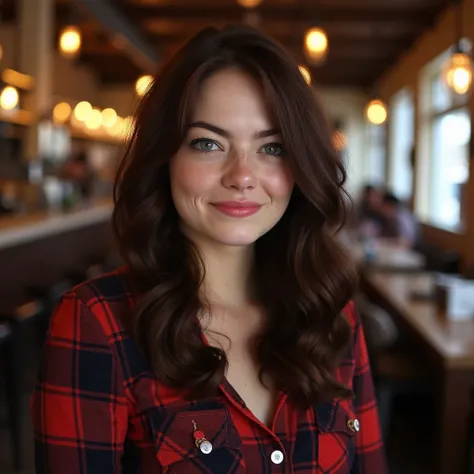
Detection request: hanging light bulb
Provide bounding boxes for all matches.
[0,86,19,110]
[365,99,388,125]
[101,108,118,128]
[59,25,82,58]
[53,102,72,123]
[298,65,311,85]
[237,0,263,8]
[443,50,473,95]
[73,101,92,121]
[135,74,153,97]
[304,27,328,65]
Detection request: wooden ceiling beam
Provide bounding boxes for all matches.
[67,0,159,72]
[143,18,421,40]
[79,36,407,63]
[121,3,438,24]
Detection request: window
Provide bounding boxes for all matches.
[366,123,386,186]
[389,89,414,201]
[430,108,470,228]
[418,44,471,231]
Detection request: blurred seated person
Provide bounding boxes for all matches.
[379,192,418,248]
[60,151,95,200]
[354,184,384,239]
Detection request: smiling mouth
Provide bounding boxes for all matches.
[211,201,262,217]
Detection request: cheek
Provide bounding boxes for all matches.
[262,167,294,200]
[170,158,215,198]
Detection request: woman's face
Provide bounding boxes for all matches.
[170,68,294,248]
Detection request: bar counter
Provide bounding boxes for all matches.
[0,198,115,310]
[0,198,113,250]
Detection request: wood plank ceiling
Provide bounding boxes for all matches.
[3,0,451,88]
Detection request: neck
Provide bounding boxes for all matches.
[196,241,255,308]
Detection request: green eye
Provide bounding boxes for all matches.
[262,143,284,156]
[190,138,220,152]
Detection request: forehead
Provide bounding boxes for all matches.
[191,68,275,130]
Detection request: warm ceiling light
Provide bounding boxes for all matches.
[73,101,92,121]
[85,108,103,130]
[59,25,82,58]
[237,0,263,8]
[298,65,311,85]
[109,116,123,137]
[0,86,19,110]
[53,102,72,123]
[366,99,388,125]
[101,108,118,128]
[443,52,473,95]
[135,74,153,97]
[304,27,328,64]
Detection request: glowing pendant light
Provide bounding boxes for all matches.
[237,0,263,8]
[0,85,19,110]
[442,0,472,95]
[365,99,388,125]
[59,25,82,58]
[443,48,472,95]
[304,27,328,65]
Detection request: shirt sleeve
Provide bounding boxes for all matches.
[351,308,389,473]
[31,292,129,473]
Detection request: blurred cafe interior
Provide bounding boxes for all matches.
[0,0,474,473]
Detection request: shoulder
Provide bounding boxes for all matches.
[51,267,137,342]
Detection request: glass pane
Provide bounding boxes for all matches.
[429,108,471,230]
[431,72,452,113]
[389,89,414,200]
[367,124,386,185]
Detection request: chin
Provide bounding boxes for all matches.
[207,227,264,247]
[211,234,260,247]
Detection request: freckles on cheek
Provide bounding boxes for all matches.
[172,161,213,197]
[265,173,294,198]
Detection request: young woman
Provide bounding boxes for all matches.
[31,25,387,473]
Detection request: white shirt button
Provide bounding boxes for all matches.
[270,450,284,465]
[199,440,213,454]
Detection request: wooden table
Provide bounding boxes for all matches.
[345,238,426,273]
[361,271,474,474]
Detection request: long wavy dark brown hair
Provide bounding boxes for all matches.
[113,25,358,408]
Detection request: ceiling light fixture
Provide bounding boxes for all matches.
[237,0,263,9]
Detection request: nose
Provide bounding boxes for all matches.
[221,154,257,191]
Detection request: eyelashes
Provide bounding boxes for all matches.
[188,137,285,157]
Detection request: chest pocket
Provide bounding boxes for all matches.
[144,399,245,473]
[316,401,357,474]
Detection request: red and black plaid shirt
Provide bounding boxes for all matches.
[31,269,387,473]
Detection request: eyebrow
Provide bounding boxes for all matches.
[189,121,280,139]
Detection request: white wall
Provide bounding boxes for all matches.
[316,87,370,194]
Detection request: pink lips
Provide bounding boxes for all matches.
[211,201,262,217]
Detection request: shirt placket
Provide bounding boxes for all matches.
[219,379,293,473]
